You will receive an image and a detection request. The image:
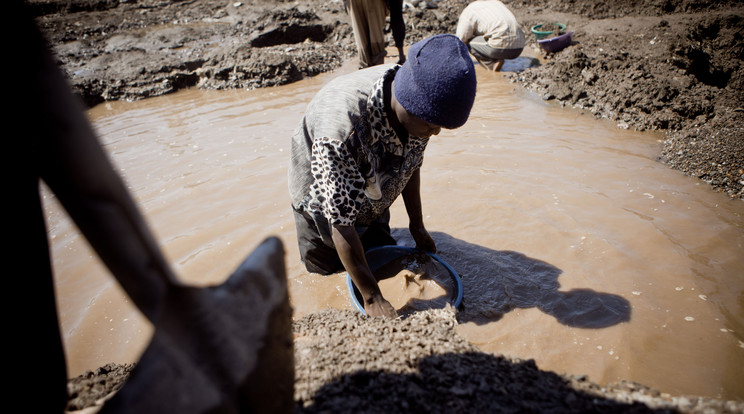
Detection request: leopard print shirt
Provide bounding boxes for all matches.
[289,65,429,227]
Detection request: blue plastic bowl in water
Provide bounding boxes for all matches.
[346,245,463,315]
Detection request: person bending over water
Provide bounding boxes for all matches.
[456,0,526,72]
[288,34,477,318]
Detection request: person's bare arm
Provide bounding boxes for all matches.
[402,169,436,253]
[331,224,397,318]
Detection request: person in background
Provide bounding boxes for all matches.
[456,0,526,71]
[345,0,407,68]
[288,34,477,318]
[11,2,293,412]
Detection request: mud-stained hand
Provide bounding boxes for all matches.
[410,224,436,254]
[364,295,397,318]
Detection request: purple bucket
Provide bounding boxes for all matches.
[537,31,573,53]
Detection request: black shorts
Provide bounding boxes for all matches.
[292,206,396,275]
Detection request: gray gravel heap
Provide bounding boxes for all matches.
[292,307,744,413]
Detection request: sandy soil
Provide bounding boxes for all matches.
[24,0,744,412]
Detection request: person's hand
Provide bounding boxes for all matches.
[410,224,436,253]
[364,294,397,318]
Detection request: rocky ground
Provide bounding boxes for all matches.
[67,308,744,414]
[23,0,744,412]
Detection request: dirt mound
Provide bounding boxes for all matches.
[68,308,744,413]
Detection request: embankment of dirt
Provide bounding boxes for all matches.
[508,0,743,200]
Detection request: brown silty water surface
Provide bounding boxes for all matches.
[45,56,744,401]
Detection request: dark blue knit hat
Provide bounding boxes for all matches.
[394,34,477,129]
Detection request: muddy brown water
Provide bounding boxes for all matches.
[45,54,744,401]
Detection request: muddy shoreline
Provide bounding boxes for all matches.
[30,0,744,200]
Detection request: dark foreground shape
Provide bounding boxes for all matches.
[101,237,294,414]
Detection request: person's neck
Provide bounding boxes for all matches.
[385,78,409,141]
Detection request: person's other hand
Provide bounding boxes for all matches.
[364,295,397,318]
[410,224,436,253]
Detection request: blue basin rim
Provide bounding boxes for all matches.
[346,245,464,315]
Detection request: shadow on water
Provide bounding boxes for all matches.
[469,55,540,73]
[391,230,631,328]
[297,351,677,413]
[500,55,541,73]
